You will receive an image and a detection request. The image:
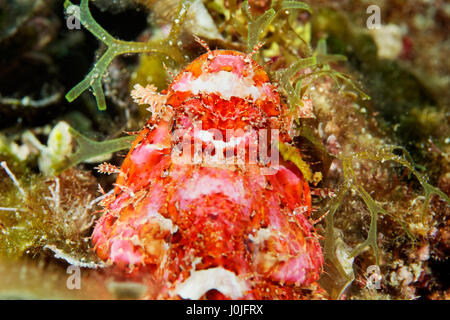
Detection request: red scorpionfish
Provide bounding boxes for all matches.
[92,43,326,300]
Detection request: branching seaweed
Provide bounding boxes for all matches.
[241,1,276,51]
[275,39,369,112]
[241,0,311,51]
[65,0,355,115]
[64,0,194,110]
[319,145,449,297]
[239,1,369,113]
[62,127,136,172]
[298,124,449,298]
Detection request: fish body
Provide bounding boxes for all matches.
[92,49,324,299]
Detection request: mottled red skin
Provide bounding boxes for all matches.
[92,50,325,299]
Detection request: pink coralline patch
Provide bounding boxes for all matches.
[260,83,279,102]
[208,54,245,75]
[170,73,193,92]
[93,49,326,299]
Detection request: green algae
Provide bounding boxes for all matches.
[64,0,193,110]
[62,127,135,173]
[275,38,369,113]
[242,0,311,51]
[310,7,447,166]
[315,145,449,298]
[0,161,100,261]
[0,121,135,176]
[241,1,277,51]
[296,123,448,298]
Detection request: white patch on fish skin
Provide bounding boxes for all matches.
[144,143,167,151]
[195,130,246,149]
[137,207,178,234]
[248,227,273,245]
[180,173,245,203]
[173,71,267,100]
[172,267,249,299]
[152,212,178,234]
